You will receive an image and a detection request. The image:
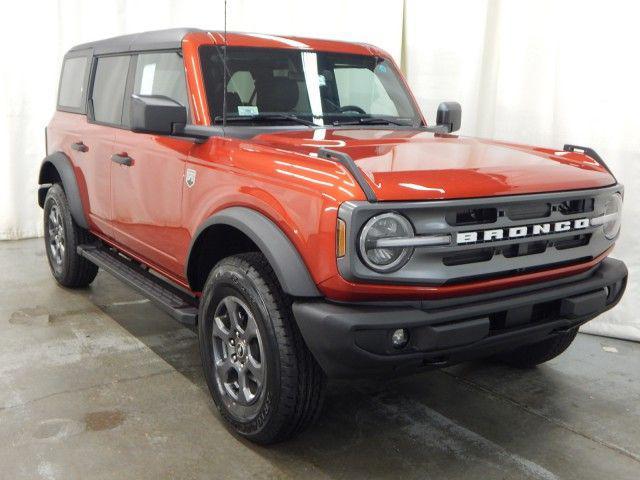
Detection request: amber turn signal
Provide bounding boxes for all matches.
[337,219,346,257]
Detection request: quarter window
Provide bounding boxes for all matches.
[134,52,188,108]
[92,56,131,125]
[58,57,88,110]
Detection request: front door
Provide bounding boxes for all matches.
[111,51,193,275]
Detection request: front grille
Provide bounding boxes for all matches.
[338,185,619,286]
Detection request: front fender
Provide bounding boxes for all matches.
[186,207,321,297]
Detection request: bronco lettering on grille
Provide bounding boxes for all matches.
[456,218,590,245]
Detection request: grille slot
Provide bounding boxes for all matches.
[446,208,497,226]
[443,248,493,266]
[506,203,551,221]
[555,234,591,250]
[502,240,548,258]
[559,198,594,215]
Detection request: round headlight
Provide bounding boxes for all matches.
[358,213,414,272]
[602,193,623,240]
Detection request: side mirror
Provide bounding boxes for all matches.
[130,94,187,135]
[435,101,462,133]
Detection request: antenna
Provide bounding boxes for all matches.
[222,0,228,127]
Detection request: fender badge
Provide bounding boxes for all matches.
[185,168,196,188]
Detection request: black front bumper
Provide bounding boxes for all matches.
[293,258,627,378]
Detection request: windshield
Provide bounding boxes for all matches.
[199,46,422,127]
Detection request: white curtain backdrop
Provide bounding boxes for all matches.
[0,0,637,340]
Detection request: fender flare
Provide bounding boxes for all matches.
[38,152,89,229]
[186,207,321,297]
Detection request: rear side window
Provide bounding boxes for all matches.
[91,55,131,125]
[133,52,188,108]
[58,56,88,111]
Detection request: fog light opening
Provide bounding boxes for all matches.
[391,328,409,349]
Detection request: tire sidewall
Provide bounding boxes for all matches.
[43,185,74,282]
[198,260,283,437]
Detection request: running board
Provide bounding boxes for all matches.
[77,244,198,325]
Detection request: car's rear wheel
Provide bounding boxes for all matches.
[43,184,98,288]
[198,252,326,444]
[496,328,579,368]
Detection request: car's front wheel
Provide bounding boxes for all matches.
[198,252,326,444]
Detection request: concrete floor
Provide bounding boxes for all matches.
[0,238,639,480]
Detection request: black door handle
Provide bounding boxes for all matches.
[111,153,133,166]
[71,141,88,153]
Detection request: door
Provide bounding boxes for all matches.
[111,51,193,275]
[65,54,130,238]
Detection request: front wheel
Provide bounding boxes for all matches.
[198,253,326,444]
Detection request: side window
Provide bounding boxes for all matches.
[58,56,88,110]
[92,55,130,125]
[134,52,188,108]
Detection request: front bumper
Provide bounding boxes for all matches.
[293,257,627,378]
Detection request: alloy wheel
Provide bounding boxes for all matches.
[211,295,266,418]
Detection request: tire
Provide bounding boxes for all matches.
[43,184,98,288]
[198,252,326,444]
[496,328,579,368]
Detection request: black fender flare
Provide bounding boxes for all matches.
[38,152,89,229]
[186,207,321,297]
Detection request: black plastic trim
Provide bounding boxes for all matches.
[37,152,88,229]
[318,148,377,202]
[564,144,615,178]
[68,28,202,56]
[293,257,627,377]
[185,207,321,297]
[78,244,198,325]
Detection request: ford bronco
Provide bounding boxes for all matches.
[39,28,627,444]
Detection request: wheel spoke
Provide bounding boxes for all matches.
[247,357,263,384]
[224,297,241,332]
[212,316,231,342]
[215,357,233,382]
[244,315,258,339]
[49,210,58,227]
[237,369,250,404]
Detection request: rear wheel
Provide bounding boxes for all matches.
[496,328,579,368]
[198,252,326,444]
[43,184,98,288]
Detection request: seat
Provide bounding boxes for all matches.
[256,77,299,112]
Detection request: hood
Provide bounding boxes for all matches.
[250,128,616,201]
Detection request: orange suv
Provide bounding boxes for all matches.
[39,28,627,443]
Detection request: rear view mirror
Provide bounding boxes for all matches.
[435,102,462,133]
[130,94,187,135]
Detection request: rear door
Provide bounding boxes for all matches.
[82,54,132,237]
[111,51,192,275]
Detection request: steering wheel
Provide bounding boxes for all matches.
[338,105,367,114]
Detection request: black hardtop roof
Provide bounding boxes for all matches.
[68,28,203,56]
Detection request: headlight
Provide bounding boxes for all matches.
[601,193,623,240]
[358,213,414,272]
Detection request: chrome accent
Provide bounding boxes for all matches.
[375,235,451,248]
[590,212,619,226]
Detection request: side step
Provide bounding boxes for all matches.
[78,244,198,325]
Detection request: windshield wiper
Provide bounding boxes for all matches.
[332,116,415,127]
[214,113,316,127]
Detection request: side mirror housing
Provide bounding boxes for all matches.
[130,94,187,135]
[436,101,462,133]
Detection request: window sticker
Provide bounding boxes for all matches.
[318,74,326,87]
[237,105,259,116]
